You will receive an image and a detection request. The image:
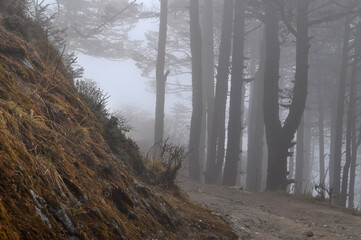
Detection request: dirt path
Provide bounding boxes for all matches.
[177,178,361,240]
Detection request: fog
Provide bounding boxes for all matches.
[37,0,361,209]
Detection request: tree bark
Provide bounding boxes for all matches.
[205,0,234,184]
[153,0,168,157]
[348,25,361,209]
[348,139,357,208]
[288,147,295,193]
[188,0,203,181]
[303,117,312,193]
[263,0,285,190]
[264,0,311,191]
[349,124,361,208]
[200,0,215,183]
[295,114,305,194]
[341,24,361,207]
[247,30,266,192]
[223,0,245,186]
[318,85,325,197]
[332,17,350,204]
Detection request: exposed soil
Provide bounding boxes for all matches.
[178,177,361,240]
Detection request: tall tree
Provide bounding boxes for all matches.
[205,0,234,184]
[318,84,325,196]
[247,30,266,192]
[264,0,311,190]
[153,0,169,157]
[340,24,361,207]
[223,0,246,186]
[200,0,215,182]
[332,17,351,203]
[188,0,203,180]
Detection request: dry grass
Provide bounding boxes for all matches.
[0,13,236,240]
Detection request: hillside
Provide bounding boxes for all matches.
[0,4,237,240]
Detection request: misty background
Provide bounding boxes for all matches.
[34,0,361,209]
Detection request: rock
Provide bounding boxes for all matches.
[111,220,127,240]
[35,207,52,228]
[50,206,75,234]
[30,189,44,209]
[306,231,314,237]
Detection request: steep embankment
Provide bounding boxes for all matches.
[0,10,237,240]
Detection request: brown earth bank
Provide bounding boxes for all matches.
[178,176,361,240]
[0,4,237,239]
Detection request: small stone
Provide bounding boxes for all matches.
[306,231,314,237]
[35,207,52,228]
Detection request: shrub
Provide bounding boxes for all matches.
[75,79,144,173]
[76,79,110,122]
[145,140,187,186]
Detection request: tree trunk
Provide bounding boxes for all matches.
[201,0,215,183]
[340,24,361,207]
[247,30,266,191]
[332,17,350,204]
[329,85,338,189]
[349,125,361,208]
[223,0,245,186]
[295,114,305,194]
[348,25,361,209]
[348,142,357,208]
[188,0,203,181]
[205,0,234,184]
[318,85,325,197]
[265,0,310,191]
[263,0,284,191]
[215,117,226,183]
[153,0,168,157]
[288,147,295,193]
[303,117,312,193]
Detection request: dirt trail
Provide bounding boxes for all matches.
[177,178,361,240]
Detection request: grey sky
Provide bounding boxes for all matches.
[43,0,184,113]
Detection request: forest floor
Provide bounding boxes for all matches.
[177,176,361,240]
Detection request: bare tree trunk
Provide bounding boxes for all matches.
[265,0,310,191]
[332,17,350,204]
[318,85,325,196]
[329,86,337,189]
[288,146,295,193]
[341,25,361,207]
[263,0,284,190]
[295,114,305,194]
[153,0,168,157]
[303,117,312,193]
[349,126,361,208]
[188,0,203,181]
[348,25,361,209]
[205,0,234,184]
[223,0,245,186]
[201,0,215,183]
[247,30,266,191]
